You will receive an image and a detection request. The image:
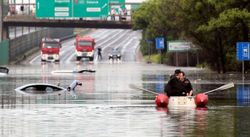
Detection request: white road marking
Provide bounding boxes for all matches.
[29,29,142,64]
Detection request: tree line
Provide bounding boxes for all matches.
[132,0,250,73]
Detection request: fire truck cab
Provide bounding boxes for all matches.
[40,38,61,62]
[75,36,95,61]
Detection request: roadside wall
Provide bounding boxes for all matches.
[9,29,48,63]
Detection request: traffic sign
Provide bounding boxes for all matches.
[167,41,191,52]
[36,0,72,17]
[237,42,250,61]
[155,37,165,50]
[109,0,125,9]
[73,0,109,18]
[36,0,125,18]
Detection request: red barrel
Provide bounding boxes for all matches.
[155,94,169,107]
[195,93,208,108]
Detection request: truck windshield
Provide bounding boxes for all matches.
[78,41,92,46]
[43,42,60,48]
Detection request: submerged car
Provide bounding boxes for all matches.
[109,48,121,61]
[15,80,82,96]
[51,69,96,74]
[0,67,9,76]
[15,83,66,95]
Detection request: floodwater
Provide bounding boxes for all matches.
[1,63,250,137]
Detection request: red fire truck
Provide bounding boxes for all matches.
[40,38,61,62]
[75,35,95,61]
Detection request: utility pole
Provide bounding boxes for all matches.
[0,0,8,41]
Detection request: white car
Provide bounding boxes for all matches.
[109,48,121,60]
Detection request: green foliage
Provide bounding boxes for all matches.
[144,53,168,64]
[196,62,208,69]
[132,0,250,73]
[144,54,161,63]
[197,8,250,32]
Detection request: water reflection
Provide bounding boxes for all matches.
[2,63,250,136]
[141,74,165,94]
[237,84,250,106]
[154,107,209,137]
[193,108,208,136]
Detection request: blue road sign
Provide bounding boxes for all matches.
[237,42,250,61]
[155,37,165,50]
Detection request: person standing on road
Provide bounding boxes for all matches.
[123,7,128,16]
[118,7,123,21]
[97,47,102,60]
[111,8,116,21]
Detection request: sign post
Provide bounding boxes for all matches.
[156,37,165,50]
[146,39,153,63]
[155,37,165,64]
[167,41,191,66]
[73,0,109,18]
[236,42,250,81]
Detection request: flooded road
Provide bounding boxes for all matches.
[1,63,250,137]
[1,29,250,137]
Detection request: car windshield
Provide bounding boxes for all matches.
[43,42,60,48]
[78,41,92,46]
[112,49,120,55]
